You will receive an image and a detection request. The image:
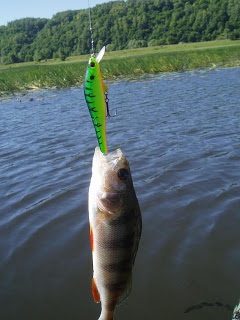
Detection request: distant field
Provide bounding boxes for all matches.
[1,40,240,95]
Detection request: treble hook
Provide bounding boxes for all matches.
[105,92,117,118]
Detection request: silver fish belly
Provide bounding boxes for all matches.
[88,147,142,320]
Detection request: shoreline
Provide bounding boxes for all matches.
[0,40,240,96]
[1,64,239,102]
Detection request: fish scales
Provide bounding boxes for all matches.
[89,147,142,320]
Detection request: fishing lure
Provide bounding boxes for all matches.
[84,46,109,154]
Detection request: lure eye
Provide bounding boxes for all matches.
[90,61,95,67]
[90,75,95,80]
[117,168,130,180]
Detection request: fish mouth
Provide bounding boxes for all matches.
[92,147,130,213]
[94,146,123,162]
[93,146,127,173]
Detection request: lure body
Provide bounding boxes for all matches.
[84,47,108,154]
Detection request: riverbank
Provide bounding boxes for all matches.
[0,40,240,95]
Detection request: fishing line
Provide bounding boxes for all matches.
[88,0,95,55]
[86,1,117,119]
[184,300,233,314]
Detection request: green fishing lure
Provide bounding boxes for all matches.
[84,46,108,154]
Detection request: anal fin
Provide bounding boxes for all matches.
[92,277,101,303]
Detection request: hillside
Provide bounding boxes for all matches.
[0,0,239,64]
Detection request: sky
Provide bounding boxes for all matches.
[0,0,112,26]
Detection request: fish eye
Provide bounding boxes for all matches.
[117,168,130,180]
[90,62,95,67]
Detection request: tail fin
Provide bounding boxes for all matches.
[184,300,232,314]
[98,307,115,320]
[232,300,240,320]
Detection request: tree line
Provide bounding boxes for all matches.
[0,0,239,64]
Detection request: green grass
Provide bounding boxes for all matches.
[0,64,85,92]
[1,40,240,95]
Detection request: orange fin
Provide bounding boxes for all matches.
[90,225,94,251]
[92,277,100,303]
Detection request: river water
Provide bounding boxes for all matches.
[0,67,240,320]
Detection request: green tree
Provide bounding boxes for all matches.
[0,0,239,65]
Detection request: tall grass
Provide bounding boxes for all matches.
[0,63,86,94]
[101,45,240,76]
[1,41,240,95]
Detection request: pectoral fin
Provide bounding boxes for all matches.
[90,225,94,251]
[92,277,100,303]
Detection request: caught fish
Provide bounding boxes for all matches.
[84,46,108,154]
[89,146,142,320]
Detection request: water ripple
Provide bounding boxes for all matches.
[1,67,240,320]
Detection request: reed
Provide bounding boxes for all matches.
[1,41,240,95]
[101,45,240,76]
[0,63,86,93]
